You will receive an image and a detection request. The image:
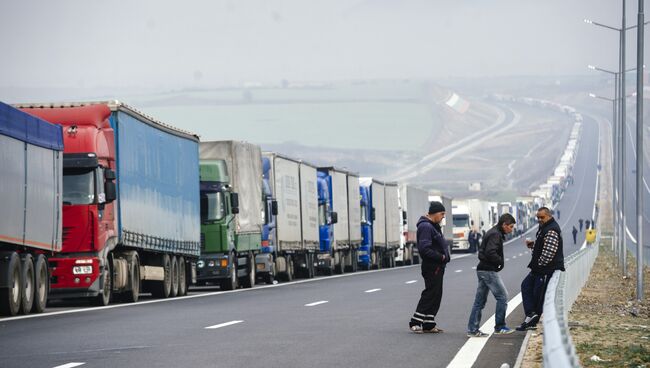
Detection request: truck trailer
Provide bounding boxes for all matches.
[397,185,429,265]
[0,102,63,315]
[18,101,201,305]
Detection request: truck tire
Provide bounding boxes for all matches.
[263,260,275,285]
[0,252,22,316]
[151,254,171,298]
[123,254,140,303]
[19,254,35,315]
[307,254,315,279]
[241,254,255,289]
[334,252,344,275]
[405,246,413,265]
[170,256,179,297]
[177,256,187,296]
[31,254,49,313]
[350,250,358,273]
[220,252,238,291]
[94,265,112,306]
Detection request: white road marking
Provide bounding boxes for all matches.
[405,280,417,284]
[447,293,523,368]
[365,288,381,293]
[471,266,476,270]
[205,320,244,329]
[305,301,328,307]
[519,253,523,256]
[53,364,85,368]
[512,256,517,259]
[455,270,463,273]
[505,258,510,261]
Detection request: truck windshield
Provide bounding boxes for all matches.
[63,169,96,205]
[201,192,226,222]
[453,214,470,228]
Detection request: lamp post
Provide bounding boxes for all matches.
[635,0,644,300]
[583,13,649,273]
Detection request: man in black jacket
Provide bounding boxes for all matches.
[409,201,450,333]
[466,213,517,337]
[516,207,565,331]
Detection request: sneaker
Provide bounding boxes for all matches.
[528,314,540,326]
[410,325,423,334]
[467,330,489,337]
[494,327,515,334]
[515,322,529,331]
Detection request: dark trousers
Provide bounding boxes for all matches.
[410,265,445,329]
[521,272,551,317]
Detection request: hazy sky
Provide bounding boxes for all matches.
[0,0,643,97]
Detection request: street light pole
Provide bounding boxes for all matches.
[621,0,628,275]
[635,0,644,300]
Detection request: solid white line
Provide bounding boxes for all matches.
[405,280,417,284]
[53,364,85,368]
[204,320,244,329]
[305,301,328,307]
[365,288,381,293]
[447,293,523,368]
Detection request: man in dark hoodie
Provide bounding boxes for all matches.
[466,213,517,337]
[409,201,450,333]
[516,207,565,331]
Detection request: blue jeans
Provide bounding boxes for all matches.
[467,270,509,332]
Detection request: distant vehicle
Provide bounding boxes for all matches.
[397,185,429,265]
[451,201,471,252]
[19,101,201,306]
[0,102,63,315]
[264,152,319,280]
[198,141,273,290]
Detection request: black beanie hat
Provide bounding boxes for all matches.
[428,201,445,214]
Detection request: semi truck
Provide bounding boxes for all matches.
[264,153,319,281]
[397,185,429,266]
[0,102,63,316]
[19,101,201,305]
[316,167,361,274]
[383,182,400,268]
[359,178,386,270]
[260,157,278,284]
[198,141,272,289]
[451,200,471,252]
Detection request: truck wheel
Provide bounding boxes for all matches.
[241,254,255,289]
[220,252,238,291]
[19,254,35,315]
[307,254,315,279]
[371,251,379,270]
[405,247,413,265]
[170,256,179,297]
[263,261,275,284]
[177,256,187,296]
[94,265,112,306]
[351,250,358,273]
[0,253,22,316]
[334,252,343,275]
[31,254,48,313]
[123,254,140,303]
[151,254,171,298]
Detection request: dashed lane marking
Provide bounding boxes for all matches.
[53,364,85,368]
[405,280,417,284]
[205,320,244,329]
[305,301,328,307]
[365,288,381,293]
[455,270,463,273]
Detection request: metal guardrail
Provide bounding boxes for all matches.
[542,240,600,367]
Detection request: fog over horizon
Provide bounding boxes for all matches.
[1,0,643,99]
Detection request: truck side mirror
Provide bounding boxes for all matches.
[331,212,338,225]
[271,200,278,216]
[104,169,116,203]
[371,208,376,221]
[402,210,407,225]
[231,192,240,214]
[105,182,117,203]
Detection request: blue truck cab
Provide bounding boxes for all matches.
[316,171,337,274]
[358,184,374,270]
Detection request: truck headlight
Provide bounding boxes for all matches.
[72,265,93,275]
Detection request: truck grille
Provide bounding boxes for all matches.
[62,227,73,243]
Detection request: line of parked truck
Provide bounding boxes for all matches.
[0,100,462,316]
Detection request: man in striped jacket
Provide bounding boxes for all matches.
[516,207,565,331]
